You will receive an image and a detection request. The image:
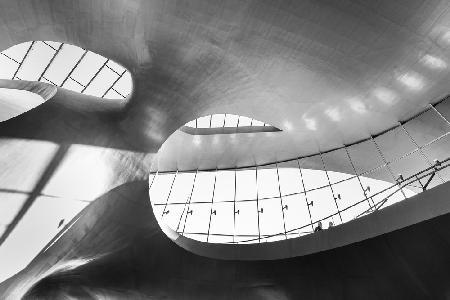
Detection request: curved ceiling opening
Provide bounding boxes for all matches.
[180,114,281,135]
[149,164,422,244]
[149,98,450,244]
[0,41,132,100]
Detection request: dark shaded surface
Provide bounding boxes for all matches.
[2,181,450,299]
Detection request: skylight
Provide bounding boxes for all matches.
[181,114,281,135]
[185,114,273,128]
[0,41,132,100]
[149,165,418,244]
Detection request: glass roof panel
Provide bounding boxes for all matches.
[150,151,426,244]
[0,41,132,99]
[44,44,85,85]
[2,42,31,62]
[16,42,55,81]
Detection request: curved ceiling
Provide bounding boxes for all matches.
[0,0,449,171]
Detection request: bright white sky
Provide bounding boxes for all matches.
[0,41,132,99]
[150,166,416,244]
[185,114,271,128]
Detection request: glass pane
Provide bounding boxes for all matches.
[238,116,252,127]
[306,186,337,223]
[70,51,107,86]
[435,100,450,124]
[252,119,264,126]
[149,173,176,204]
[282,194,311,233]
[388,151,430,189]
[374,127,417,163]
[259,198,285,237]
[422,134,450,184]
[44,41,62,50]
[278,160,304,196]
[235,168,257,201]
[257,165,279,199]
[376,186,406,209]
[332,177,369,222]
[103,88,124,99]
[208,234,234,244]
[184,233,207,242]
[0,55,18,79]
[84,67,119,97]
[44,44,85,85]
[359,169,404,208]
[196,115,211,128]
[213,170,235,202]
[224,114,239,127]
[167,172,196,203]
[106,60,126,74]
[161,203,187,232]
[16,42,55,81]
[185,120,195,127]
[234,200,258,237]
[211,114,225,127]
[261,234,286,243]
[190,171,215,203]
[347,139,384,175]
[113,71,132,96]
[209,201,234,236]
[2,42,31,62]
[301,169,329,191]
[340,200,371,223]
[322,148,355,183]
[403,109,450,146]
[62,78,84,92]
[300,155,329,191]
[183,203,212,234]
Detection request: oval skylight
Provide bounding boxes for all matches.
[0,41,132,99]
[181,114,281,135]
[149,164,417,244]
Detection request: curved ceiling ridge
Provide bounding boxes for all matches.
[154,94,450,174]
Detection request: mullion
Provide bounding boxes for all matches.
[370,136,408,199]
[179,171,198,234]
[400,123,444,184]
[81,59,109,93]
[12,41,35,80]
[1,52,20,63]
[161,171,178,217]
[206,169,218,242]
[344,146,375,208]
[61,50,88,87]
[274,163,287,239]
[111,87,126,98]
[320,152,343,223]
[297,159,314,232]
[102,69,127,98]
[255,167,261,242]
[38,43,64,81]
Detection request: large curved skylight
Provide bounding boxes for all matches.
[149,164,421,243]
[181,114,281,135]
[0,41,132,99]
[150,99,450,244]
